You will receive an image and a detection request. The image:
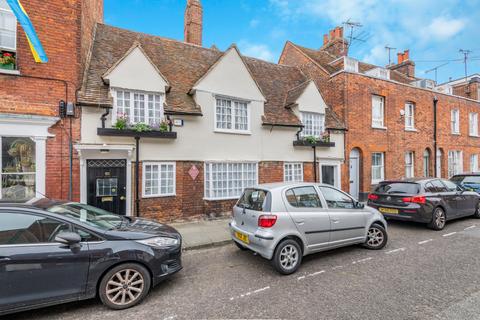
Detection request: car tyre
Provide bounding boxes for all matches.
[428,207,446,230]
[99,263,151,310]
[234,240,248,251]
[473,202,480,219]
[363,223,388,250]
[271,239,302,275]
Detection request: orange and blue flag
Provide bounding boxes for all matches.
[6,0,48,63]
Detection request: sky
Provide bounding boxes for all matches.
[104,0,480,84]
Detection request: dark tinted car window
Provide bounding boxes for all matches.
[453,176,480,184]
[286,187,322,208]
[442,180,459,192]
[238,189,268,211]
[375,183,420,194]
[319,187,355,209]
[0,212,70,245]
[74,227,102,242]
[431,180,448,192]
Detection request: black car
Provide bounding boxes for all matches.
[451,173,480,193]
[0,200,182,316]
[367,178,480,230]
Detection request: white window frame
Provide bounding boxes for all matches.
[470,154,478,172]
[371,152,385,184]
[405,102,415,130]
[451,109,460,134]
[301,112,325,138]
[0,1,17,51]
[204,162,258,200]
[214,96,251,135]
[405,152,415,178]
[111,88,165,126]
[372,95,386,129]
[448,151,463,177]
[284,162,304,182]
[469,112,478,137]
[319,161,341,188]
[142,162,176,198]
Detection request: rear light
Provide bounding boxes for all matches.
[368,194,379,201]
[402,196,426,204]
[258,215,277,228]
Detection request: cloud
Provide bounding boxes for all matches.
[423,17,466,40]
[249,19,260,28]
[239,42,276,62]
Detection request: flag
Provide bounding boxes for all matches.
[6,0,48,63]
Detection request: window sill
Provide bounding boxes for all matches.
[372,126,387,130]
[214,129,252,135]
[142,193,176,199]
[0,69,20,75]
[451,132,461,136]
[469,134,479,138]
[405,128,418,132]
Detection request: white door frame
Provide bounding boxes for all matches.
[75,144,134,216]
[318,159,342,189]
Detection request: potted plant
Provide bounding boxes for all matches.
[0,52,15,70]
[113,113,129,130]
[304,135,318,145]
[132,122,152,133]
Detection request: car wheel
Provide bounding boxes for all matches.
[271,239,302,275]
[234,240,248,251]
[99,263,151,310]
[473,202,480,219]
[363,223,388,250]
[428,207,446,230]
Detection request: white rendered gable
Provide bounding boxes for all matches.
[103,46,168,93]
[193,47,265,102]
[295,81,327,114]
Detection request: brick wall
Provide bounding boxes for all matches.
[0,0,102,201]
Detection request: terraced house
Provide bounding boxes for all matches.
[76,0,346,220]
[280,28,480,200]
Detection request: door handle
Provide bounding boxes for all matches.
[331,218,340,224]
[295,219,305,224]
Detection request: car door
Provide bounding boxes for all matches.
[318,186,367,245]
[0,210,90,313]
[430,179,459,218]
[284,186,331,251]
[443,180,476,216]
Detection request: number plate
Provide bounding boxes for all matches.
[379,207,399,214]
[235,231,249,244]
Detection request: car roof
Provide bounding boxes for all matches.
[380,177,439,184]
[0,198,66,211]
[452,172,480,177]
[252,182,334,191]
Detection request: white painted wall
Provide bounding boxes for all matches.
[294,81,327,114]
[103,47,168,93]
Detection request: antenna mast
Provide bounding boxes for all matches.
[425,62,449,83]
[342,19,363,52]
[385,45,396,65]
[459,49,472,81]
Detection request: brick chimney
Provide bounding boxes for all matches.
[388,49,415,79]
[184,0,203,46]
[321,26,348,57]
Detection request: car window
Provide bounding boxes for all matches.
[319,186,355,209]
[431,180,448,192]
[460,176,480,184]
[73,227,102,242]
[238,189,268,211]
[375,183,420,194]
[442,180,460,192]
[285,187,322,208]
[0,212,70,245]
[424,182,436,193]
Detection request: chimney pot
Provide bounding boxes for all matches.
[404,49,410,61]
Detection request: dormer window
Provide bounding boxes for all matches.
[301,112,325,138]
[215,97,250,133]
[112,88,164,125]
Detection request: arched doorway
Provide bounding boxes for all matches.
[423,148,431,177]
[349,148,361,199]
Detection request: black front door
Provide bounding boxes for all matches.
[87,159,127,215]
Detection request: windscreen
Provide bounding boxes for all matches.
[375,183,420,195]
[237,189,268,211]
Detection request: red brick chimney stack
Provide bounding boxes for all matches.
[389,49,415,79]
[184,0,203,46]
[321,26,348,56]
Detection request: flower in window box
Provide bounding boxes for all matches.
[113,113,129,130]
[304,135,318,145]
[132,122,152,133]
[0,52,16,70]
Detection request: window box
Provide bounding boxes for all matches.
[293,139,335,147]
[97,128,177,139]
[0,63,14,70]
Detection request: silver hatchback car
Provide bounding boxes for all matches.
[229,183,388,274]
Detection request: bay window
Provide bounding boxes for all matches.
[372,95,385,128]
[371,153,385,184]
[301,112,325,138]
[284,162,303,182]
[1,137,36,201]
[204,162,257,199]
[113,89,164,125]
[215,98,249,133]
[143,162,176,197]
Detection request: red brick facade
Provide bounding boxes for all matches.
[137,161,317,222]
[0,0,102,200]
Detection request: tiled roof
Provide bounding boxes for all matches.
[78,24,346,129]
[284,81,311,108]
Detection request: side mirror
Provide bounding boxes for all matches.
[55,232,81,246]
[355,201,365,209]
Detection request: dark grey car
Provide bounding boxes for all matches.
[0,200,182,315]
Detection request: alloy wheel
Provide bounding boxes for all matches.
[367,227,384,248]
[434,209,446,229]
[279,244,299,271]
[105,268,145,306]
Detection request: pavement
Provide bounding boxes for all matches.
[171,217,231,250]
[9,216,480,320]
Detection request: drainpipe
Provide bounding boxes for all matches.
[135,137,140,217]
[313,146,318,183]
[433,96,438,177]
